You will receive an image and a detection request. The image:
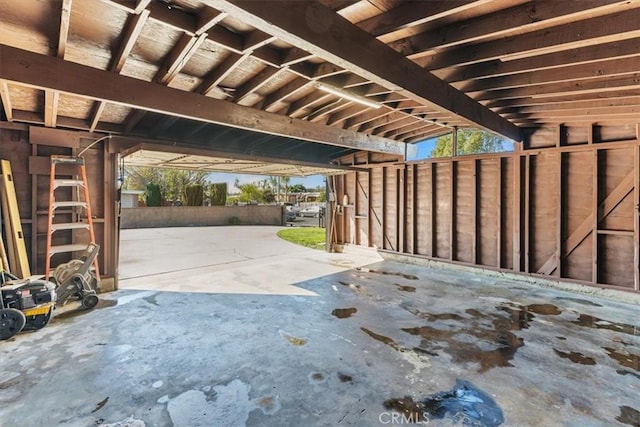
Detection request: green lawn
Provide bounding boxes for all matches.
[277,227,326,250]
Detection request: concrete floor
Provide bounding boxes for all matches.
[1,227,639,426]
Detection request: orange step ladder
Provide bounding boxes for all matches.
[44,156,100,282]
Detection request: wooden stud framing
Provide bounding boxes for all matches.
[635,141,640,290]
[411,164,417,255]
[0,81,13,121]
[557,152,563,277]
[513,155,522,271]
[430,163,436,258]
[524,155,531,273]
[472,159,478,265]
[450,161,456,261]
[381,166,386,249]
[592,149,599,283]
[496,157,502,268]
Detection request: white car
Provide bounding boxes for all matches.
[298,206,321,217]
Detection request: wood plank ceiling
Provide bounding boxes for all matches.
[0,0,638,160]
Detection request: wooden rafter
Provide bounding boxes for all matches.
[207,0,521,141]
[154,33,207,85]
[486,89,640,109]
[391,0,633,58]
[90,8,150,131]
[0,81,12,121]
[233,66,285,103]
[357,0,492,38]
[437,38,640,84]
[418,8,640,70]
[0,44,405,154]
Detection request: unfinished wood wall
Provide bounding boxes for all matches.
[0,124,119,289]
[334,125,640,293]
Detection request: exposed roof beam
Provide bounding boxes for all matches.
[357,0,491,37]
[391,0,633,57]
[196,7,227,34]
[57,0,72,58]
[196,52,251,95]
[326,103,369,126]
[44,90,60,127]
[262,77,312,111]
[0,45,404,154]
[474,73,640,102]
[436,38,640,83]
[418,8,640,70]
[456,56,640,93]
[233,66,286,103]
[307,99,351,123]
[154,32,207,85]
[207,0,521,141]
[0,81,13,121]
[485,89,640,109]
[287,92,332,117]
[90,8,150,131]
[493,95,640,113]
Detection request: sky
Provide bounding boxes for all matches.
[207,172,325,192]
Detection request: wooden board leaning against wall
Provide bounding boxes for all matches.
[0,124,119,291]
[332,124,640,293]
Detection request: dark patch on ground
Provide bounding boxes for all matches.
[360,327,401,351]
[556,297,603,307]
[394,283,416,292]
[572,314,639,336]
[616,406,640,426]
[385,380,504,426]
[143,293,160,306]
[54,299,117,321]
[526,303,562,315]
[553,349,597,365]
[604,347,639,370]
[91,396,109,413]
[337,372,353,383]
[332,307,357,319]
[401,306,527,373]
[356,267,418,280]
[311,373,324,381]
[556,336,567,340]
[617,369,640,380]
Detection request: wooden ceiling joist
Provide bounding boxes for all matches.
[207,0,522,141]
[0,44,404,154]
[419,8,640,70]
[0,81,12,121]
[437,38,640,83]
[391,0,632,58]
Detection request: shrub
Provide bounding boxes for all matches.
[208,183,227,206]
[184,184,204,206]
[228,216,241,225]
[145,183,162,207]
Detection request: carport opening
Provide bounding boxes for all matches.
[115,144,374,295]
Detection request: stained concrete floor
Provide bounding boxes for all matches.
[1,227,639,426]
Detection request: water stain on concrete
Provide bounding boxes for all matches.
[337,372,353,383]
[383,396,424,421]
[402,307,528,373]
[394,283,416,292]
[553,349,597,365]
[555,297,603,307]
[616,405,640,426]
[617,369,640,380]
[356,267,418,280]
[360,327,400,351]
[279,331,307,346]
[255,395,280,415]
[143,293,160,306]
[309,372,326,384]
[332,307,357,319]
[91,396,109,413]
[572,314,639,336]
[603,347,639,370]
[526,303,562,315]
[556,336,567,341]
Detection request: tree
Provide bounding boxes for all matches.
[235,180,263,202]
[124,166,208,203]
[431,129,505,158]
[289,184,306,193]
[183,185,204,206]
[144,183,162,207]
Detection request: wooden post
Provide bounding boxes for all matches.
[450,161,456,261]
[634,143,639,290]
[472,159,478,264]
[367,168,372,248]
[452,127,458,157]
[496,157,502,269]
[398,166,405,253]
[381,166,386,249]
[592,150,599,284]
[524,155,531,273]
[430,163,436,258]
[353,171,358,245]
[556,152,563,277]
[411,164,417,255]
[513,154,522,271]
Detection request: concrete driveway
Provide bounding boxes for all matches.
[118,226,382,295]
